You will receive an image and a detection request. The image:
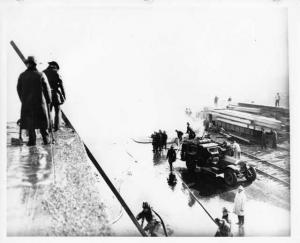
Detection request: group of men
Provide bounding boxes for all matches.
[215,185,247,237]
[17,56,65,146]
[136,186,247,237]
[151,130,168,153]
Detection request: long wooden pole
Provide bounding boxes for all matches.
[10,40,147,237]
[10,41,27,64]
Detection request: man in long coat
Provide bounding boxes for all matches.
[166,145,177,171]
[43,61,66,131]
[233,185,247,225]
[271,129,278,149]
[261,128,267,149]
[17,56,52,146]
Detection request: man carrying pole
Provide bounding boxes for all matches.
[17,55,52,146]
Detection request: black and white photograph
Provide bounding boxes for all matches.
[0,0,300,240]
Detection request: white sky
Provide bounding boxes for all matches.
[3,2,289,138]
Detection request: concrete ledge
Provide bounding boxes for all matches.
[7,123,112,236]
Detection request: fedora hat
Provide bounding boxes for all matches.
[25,56,37,65]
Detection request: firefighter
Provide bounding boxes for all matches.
[261,128,267,149]
[186,122,196,139]
[275,92,280,107]
[166,145,177,171]
[175,130,183,142]
[233,185,247,225]
[43,61,66,131]
[271,129,278,149]
[232,140,241,159]
[162,131,168,150]
[214,218,231,237]
[214,96,219,107]
[158,130,164,151]
[136,202,159,236]
[203,119,209,132]
[17,56,52,146]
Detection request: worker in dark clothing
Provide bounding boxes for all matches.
[166,145,177,171]
[43,61,66,131]
[222,207,231,225]
[214,96,219,107]
[175,130,183,142]
[17,56,52,146]
[151,132,158,153]
[162,131,168,149]
[136,202,159,236]
[158,130,163,151]
[275,93,280,107]
[271,129,278,149]
[214,218,232,237]
[203,119,209,132]
[186,122,196,139]
[261,128,267,149]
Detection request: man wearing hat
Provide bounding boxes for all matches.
[17,56,52,146]
[186,122,196,139]
[233,185,247,225]
[166,145,177,171]
[214,218,231,237]
[43,61,66,131]
[136,202,159,236]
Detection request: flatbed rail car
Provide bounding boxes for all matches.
[203,108,283,143]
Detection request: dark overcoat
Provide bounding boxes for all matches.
[43,67,65,105]
[17,67,52,130]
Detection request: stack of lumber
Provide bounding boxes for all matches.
[209,108,282,131]
[228,105,261,114]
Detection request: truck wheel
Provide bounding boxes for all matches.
[245,166,257,182]
[224,169,237,186]
[186,160,196,172]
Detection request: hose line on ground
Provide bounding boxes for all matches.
[151,208,168,237]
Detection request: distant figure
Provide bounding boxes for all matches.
[166,145,177,171]
[17,56,52,146]
[261,128,267,149]
[232,141,241,159]
[162,131,168,149]
[275,92,280,107]
[186,122,196,139]
[214,218,232,237]
[175,130,183,142]
[214,96,219,107]
[233,185,246,225]
[271,129,278,149]
[203,119,209,132]
[136,202,159,236]
[151,132,159,153]
[43,61,66,131]
[158,130,164,151]
[222,207,231,225]
[227,97,232,108]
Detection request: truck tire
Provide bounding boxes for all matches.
[245,166,257,182]
[224,168,237,186]
[186,159,196,172]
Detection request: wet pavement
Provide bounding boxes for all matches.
[7,123,112,236]
[6,120,290,236]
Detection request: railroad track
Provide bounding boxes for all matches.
[241,151,290,187]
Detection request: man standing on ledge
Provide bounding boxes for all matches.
[275,92,280,107]
[17,56,52,146]
[44,61,66,131]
